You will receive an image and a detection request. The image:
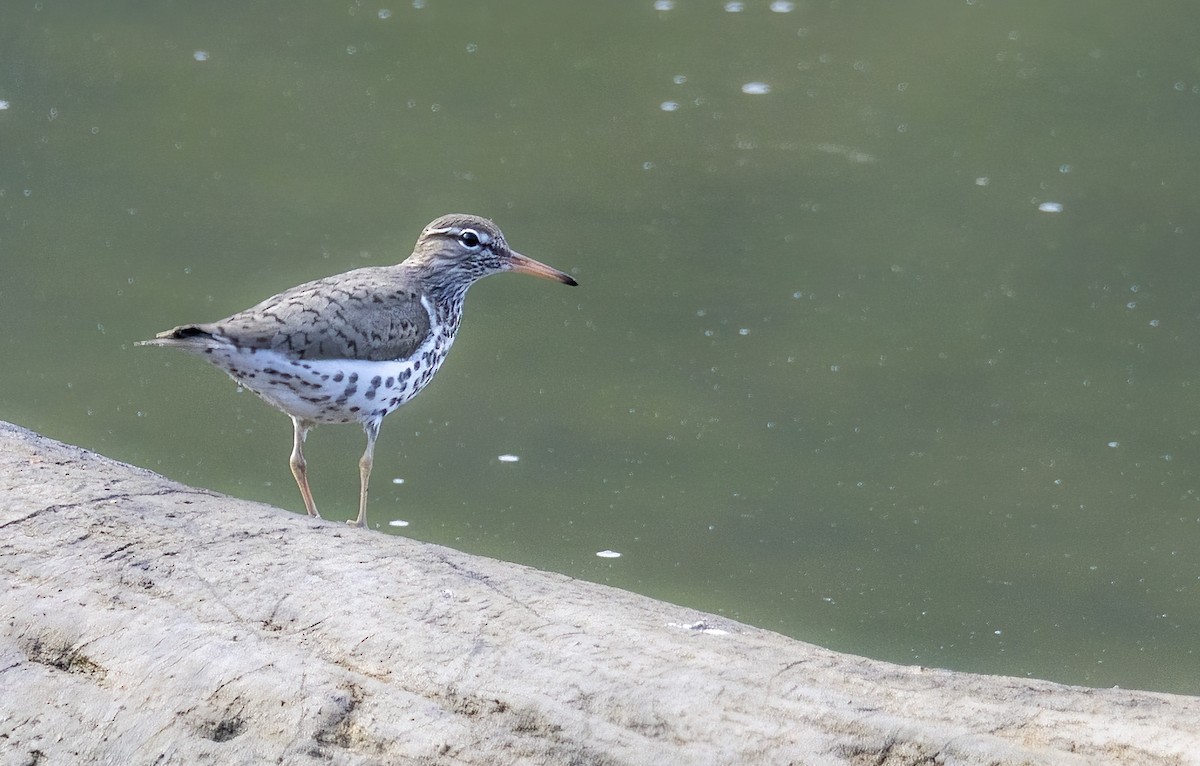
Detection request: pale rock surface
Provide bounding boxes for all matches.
[1,421,1197,765]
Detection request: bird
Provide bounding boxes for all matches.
[138,213,578,528]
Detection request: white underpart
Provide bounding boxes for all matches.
[205,295,454,425]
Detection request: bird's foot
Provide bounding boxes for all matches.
[346,518,364,528]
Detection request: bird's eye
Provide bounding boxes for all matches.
[458,229,482,249]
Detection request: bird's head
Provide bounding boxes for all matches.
[409,214,578,295]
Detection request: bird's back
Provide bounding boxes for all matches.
[145,265,435,363]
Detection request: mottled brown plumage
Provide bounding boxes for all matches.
[177,270,434,362]
[139,213,577,528]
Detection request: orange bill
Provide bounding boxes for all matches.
[508,252,579,286]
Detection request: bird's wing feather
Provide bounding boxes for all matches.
[163,267,433,362]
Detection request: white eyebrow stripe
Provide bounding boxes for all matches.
[426,226,493,245]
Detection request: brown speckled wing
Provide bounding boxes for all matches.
[210,267,432,362]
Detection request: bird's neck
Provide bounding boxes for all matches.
[394,257,478,336]
[408,270,470,335]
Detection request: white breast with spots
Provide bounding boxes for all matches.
[205,296,456,425]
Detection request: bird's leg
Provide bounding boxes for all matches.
[289,416,321,518]
[348,419,379,528]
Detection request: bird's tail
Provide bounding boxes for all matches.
[135,324,221,352]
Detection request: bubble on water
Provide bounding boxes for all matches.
[741,82,771,95]
[596,549,622,558]
[660,101,679,112]
[465,42,477,53]
[388,519,410,527]
[346,45,358,55]
[673,74,687,84]
[1059,163,1072,173]
[975,176,990,186]
[498,454,520,463]
[1149,319,1159,327]
[724,1,745,10]
[770,1,795,11]
[642,161,656,170]
[391,477,405,484]
[377,8,392,19]
[1107,441,1120,448]
[738,328,750,336]
[654,0,674,10]
[0,100,10,110]
[193,50,209,62]
[1038,201,1063,213]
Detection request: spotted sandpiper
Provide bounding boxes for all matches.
[139,213,577,528]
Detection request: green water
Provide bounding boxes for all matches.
[2,2,1198,695]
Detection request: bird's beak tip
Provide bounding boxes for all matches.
[508,252,579,286]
